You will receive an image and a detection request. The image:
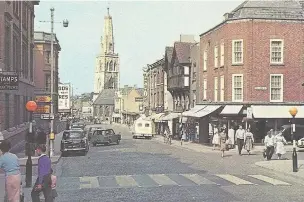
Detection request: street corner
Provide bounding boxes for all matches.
[255,159,304,180]
[18,155,62,167]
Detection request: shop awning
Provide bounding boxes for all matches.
[150,113,165,122]
[112,113,121,118]
[182,105,207,117]
[220,105,243,115]
[161,112,180,121]
[192,105,222,118]
[252,105,304,119]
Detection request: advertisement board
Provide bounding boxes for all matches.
[0,72,19,90]
[58,84,71,111]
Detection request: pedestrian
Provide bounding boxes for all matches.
[212,126,219,150]
[227,126,235,149]
[264,130,275,160]
[31,144,53,202]
[50,168,58,201]
[219,128,227,158]
[0,140,21,202]
[275,132,287,160]
[235,125,245,155]
[244,129,254,155]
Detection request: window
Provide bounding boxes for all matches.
[270,40,283,64]
[145,123,150,127]
[30,45,33,81]
[203,50,207,71]
[232,40,243,64]
[5,94,10,130]
[4,21,11,70]
[270,74,283,102]
[22,42,28,79]
[45,74,51,91]
[46,51,51,64]
[220,75,225,101]
[214,77,218,101]
[214,46,218,68]
[220,42,224,67]
[13,35,18,71]
[232,74,243,102]
[203,79,207,100]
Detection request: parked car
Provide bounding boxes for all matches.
[71,123,85,130]
[91,129,121,146]
[60,130,89,156]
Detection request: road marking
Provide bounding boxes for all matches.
[115,175,138,187]
[216,174,254,185]
[79,176,100,189]
[148,174,178,186]
[248,175,291,186]
[181,174,216,185]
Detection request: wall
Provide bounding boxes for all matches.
[199,19,304,103]
[122,89,143,114]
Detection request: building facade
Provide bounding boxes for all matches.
[33,31,61,114]
[0,1,39,141]
[93,8,120,102]
[199,1,304,104]
[167,37,196,112]
[189,43,199,108]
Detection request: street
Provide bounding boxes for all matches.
[19,123,304,202]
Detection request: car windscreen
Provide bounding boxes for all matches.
[63,131,83,139]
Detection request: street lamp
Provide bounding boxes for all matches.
[289,107,298,172]
[25,100,37,187]
[40,7,69,156]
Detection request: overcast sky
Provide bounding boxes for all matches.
[34,0,242,94]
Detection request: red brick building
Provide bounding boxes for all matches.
[199,1,304,104]
[0,1,39,141]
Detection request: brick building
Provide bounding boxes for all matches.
[185,0,304,144]
[0,1,39,141]
[200,1,304,104]
[147,58,165,113]
[33,31,61,114]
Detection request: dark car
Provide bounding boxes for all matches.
[71,123,85,130]
[60,130,89,156]
[87,126,103,141]
[91,129,121,146]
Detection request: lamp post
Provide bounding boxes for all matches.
[289,107,298,172]
[25,101,37,187]
[40,8,69,157]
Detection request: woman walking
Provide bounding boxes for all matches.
[219,128,227,158]
[0,140,21,202]
[275,132,287,159]
[212,126,219,150]
[244,129,254,155]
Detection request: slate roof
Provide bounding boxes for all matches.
[93,89,115,105]
[165,46,174,62]
[174,42,195,64]
[230,0,304,20]
[200,0,304,36]
[136,88,144,97]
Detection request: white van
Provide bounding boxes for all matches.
[132,117,155,139]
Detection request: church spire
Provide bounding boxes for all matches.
[101,7,114,54]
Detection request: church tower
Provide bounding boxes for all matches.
[93,8,120,101]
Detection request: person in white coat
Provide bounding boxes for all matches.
[212,126,219,150]
[275,132,287,160]
[227,126,235,149]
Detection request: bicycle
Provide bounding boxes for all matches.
[164,135,172,145]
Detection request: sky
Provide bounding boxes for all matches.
[34,0,242,95]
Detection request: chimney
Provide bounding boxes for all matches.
[180,35,196,43]
[223,12,234,21]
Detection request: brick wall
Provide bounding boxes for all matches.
[199,19,304,103]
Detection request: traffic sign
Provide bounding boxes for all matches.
[35,96,51,103]
[41,114,54,120]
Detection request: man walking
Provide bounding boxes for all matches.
[264,129,275,160]
[31,144,53,202]
[235,125,245,155]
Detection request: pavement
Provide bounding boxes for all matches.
[12,122,303,202]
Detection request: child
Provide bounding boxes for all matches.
[50,168,58,200]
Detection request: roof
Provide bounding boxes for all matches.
[200,0,304,37]
[148,58,165,71]
[136,88,144,97]
[93,89,115,105]
[173,42,195,64]
[165,47,174,63]
[34,31,61,50]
